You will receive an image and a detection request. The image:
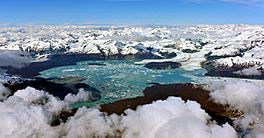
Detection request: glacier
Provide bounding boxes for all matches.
[0,24,264,137]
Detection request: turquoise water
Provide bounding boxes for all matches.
[39,60,207,106]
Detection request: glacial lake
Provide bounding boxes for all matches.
[39,60,207,106]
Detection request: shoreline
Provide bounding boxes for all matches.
[0,52,161,78]
[100,83,242,125]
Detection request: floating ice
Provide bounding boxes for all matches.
[39,60,202,105]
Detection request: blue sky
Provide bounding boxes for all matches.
[0,0,263,24]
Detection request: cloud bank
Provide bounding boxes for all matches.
[0,50,32,68]
[1,79,264,137]
[210,80,264,137]
[0,84,237,137]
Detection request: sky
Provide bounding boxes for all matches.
[0,0,263,25]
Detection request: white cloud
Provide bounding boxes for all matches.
[64,88,93,104]
[2,78,264,137]
[210,80,264,137]
[0,85,237,137]
[0,83,10,100]
[0,50,32,68]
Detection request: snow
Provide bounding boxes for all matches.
[0,24,263,72]
[213,56,264,69]
[0,24,264,137]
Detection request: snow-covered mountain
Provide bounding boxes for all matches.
[0,25,209,57]
[0,24,264,77]
[1,24,264,137]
